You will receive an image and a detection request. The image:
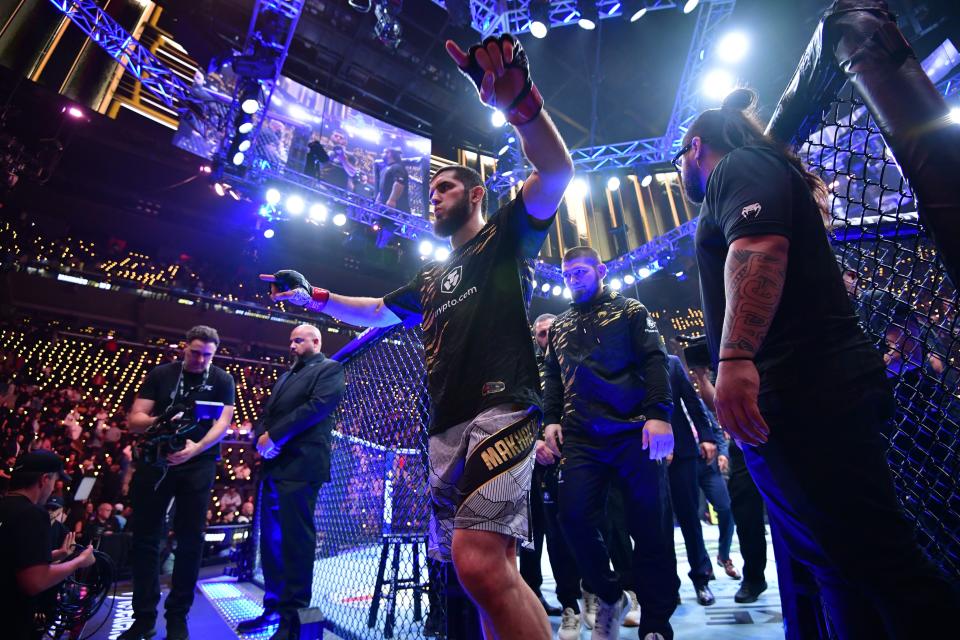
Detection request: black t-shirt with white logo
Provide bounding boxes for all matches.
[695,146,883,395]
[384,194,554,435]
[136,362,236,463]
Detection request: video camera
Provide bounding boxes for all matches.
[676,334,711,370]
[138,384,223,466]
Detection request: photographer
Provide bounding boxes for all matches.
[1,450,96,640]
[122,326,235,640]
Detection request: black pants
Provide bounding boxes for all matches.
[727,441,767,584]
[259,476,323,620]
[603,482,634,593]
[745,373,960,639]
[667,455,713,588]
[519,463,582,612]
[130,458,216,624]
[558,433,679,639]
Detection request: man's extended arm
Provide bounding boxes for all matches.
[261,272,403,328]
[323,294,402,327]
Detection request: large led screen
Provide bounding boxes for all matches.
[175,67,431,217]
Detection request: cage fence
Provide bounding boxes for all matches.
[800,82,959,579]
[253,326,445,639]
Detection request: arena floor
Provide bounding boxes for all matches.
[84,525,782,640]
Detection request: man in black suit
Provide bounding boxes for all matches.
[237,324,345,640]
[665,354,717,606]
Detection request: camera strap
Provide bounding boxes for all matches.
[169,363,210,405]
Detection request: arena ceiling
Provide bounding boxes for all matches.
[156,0,849,153]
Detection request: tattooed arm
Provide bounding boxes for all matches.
[714,234,789,446]
[720,236,789,358]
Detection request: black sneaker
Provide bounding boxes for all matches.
[734,580,768,604]
[117,621,156,640]
[237,611,280,633]
[165,617,189,640]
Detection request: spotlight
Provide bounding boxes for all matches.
[529,0,550,38]
[241,98,260,115]
[577,0,598,29]
[309,203,328,221]
[610,278,622,291]
[532,280,538,289]
[702,69,735,100]
[638,267,652,278]
[552,285,562,296]
[567,177,589,199]
[607,176,621,191]
[232,151,245,165]
[265,188,282,205]
[435,247,450,261]
[238,121,254,134]
[563,287,572,299]
[419,240,434,256]
[285,195,305,215]
[263,228,275,239]
[623,0,647,22]
[66,106,85,119]
[682,0,700,14]
[491,110,507,127]
[717,32,750,63]
[541,282,551,293]
[214,182,226,197]
[950,107,960,123]
[237,139,251,152]
[333,213,347,226]
[640,174,653,188]
[623,274,636,285]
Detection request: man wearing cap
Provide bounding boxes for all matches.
[0,450,96,640]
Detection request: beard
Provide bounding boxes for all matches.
[433,193,472,238]
[681,167,706,204]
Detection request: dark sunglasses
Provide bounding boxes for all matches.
[671,142,693,171]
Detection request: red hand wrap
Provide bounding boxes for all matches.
[506,82,544,126]
[309,287,330,312]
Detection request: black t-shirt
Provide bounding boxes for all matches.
[384,194,553,435]
[136,363,236,462]
[695,146,883,396]
[378,162,410,212]
[0,494,54,638]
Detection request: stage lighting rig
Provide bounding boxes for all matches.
[529,0,551,39]
[622,0,648,22]
[374,0,403,49]
[577,0,598,30]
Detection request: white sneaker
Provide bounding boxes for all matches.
[581,588,598,630]
[643,634,666,640]
[591,592,629,640]
[623,590,640,627]
[557,607,582,640]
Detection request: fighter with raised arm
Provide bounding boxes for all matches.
[261,33,573,640]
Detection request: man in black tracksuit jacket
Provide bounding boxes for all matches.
[542,246,680,640]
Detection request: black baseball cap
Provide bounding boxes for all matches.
[46,496,65,511]
[12,450,70,482]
